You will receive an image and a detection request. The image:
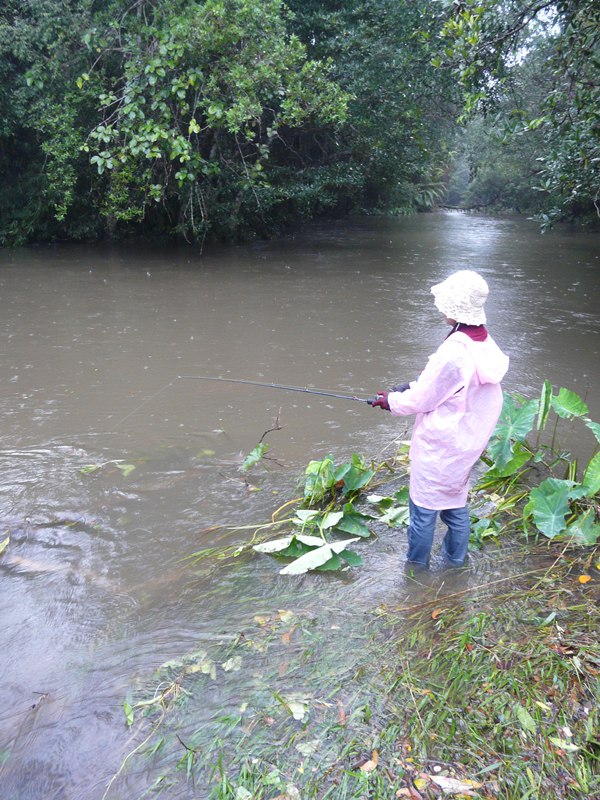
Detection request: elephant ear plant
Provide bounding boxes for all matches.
[234,382,598,575]
[474,382,600,546]
[252,453,410,575]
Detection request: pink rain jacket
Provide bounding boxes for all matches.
[389,331,509,510]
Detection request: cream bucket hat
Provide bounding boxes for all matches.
[431,270,489,325]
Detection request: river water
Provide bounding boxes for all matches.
[0,213,598,798]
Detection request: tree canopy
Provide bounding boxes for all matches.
[439,0,599,226]
[0,0,597,245]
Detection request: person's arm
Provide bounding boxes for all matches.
[388,343,467,416]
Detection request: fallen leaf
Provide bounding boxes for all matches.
[187,658,217,680]
[278,609,295,623]
[281,628,294,645]
[221,656,242,672]
[295,740,320,758]
[426,774,483,794]
[548,736,580,751]
[0,534,9,555]
[360,750,379,773]
[396,788,423,800]
[288,701,307,721]
[123,700,134,728]
[578,575,591,584]
[254,615,271,626]
[431,607,444,619]
[278,660,289,677]
[337,698,346,726]
[271,786,301,800]
[515,703,537,733]
[283,697,309,721]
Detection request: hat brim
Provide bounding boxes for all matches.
[432,291,487,325]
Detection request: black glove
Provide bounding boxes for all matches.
[390,382,410,393]
[368,391,390,411]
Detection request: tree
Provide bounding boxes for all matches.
[79,0,350,241]
[286,0,459,213]
[437,0,600,226]
[0,0,100,244]
[0,0,349,244]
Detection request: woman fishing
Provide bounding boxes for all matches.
[371,270,509,568]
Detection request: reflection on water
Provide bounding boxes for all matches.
[0,213,598,797]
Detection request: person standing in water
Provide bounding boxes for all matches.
[371,270,509,568]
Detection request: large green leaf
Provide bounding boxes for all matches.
[339,549,363,567]
[253,533,324,553]
[582,451,600,497]
[321,511,344,530]
[584,418,600,445]
[333,463,352,482]
[550,388,588,419]
[241,442,269,471]
[366,494,393,506]
[379,505,410,527]
[488,394,538,471]
[366,493,410,527]
[394,487,410,504]
[536,380,553,430]
[335,512,372,537]
[528,478,586,539]
[342,464,375,493]
[303,457,334,501]
[293,510,320,524]
[280,543,334,574]
[485,442,531,478]
[280,538,360,575]
[315,554,343,571]
[564,510,600,546]
[276,539,315,559]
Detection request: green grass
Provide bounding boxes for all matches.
[102,546,599,799]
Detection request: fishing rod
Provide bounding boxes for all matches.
[178,375,376,404]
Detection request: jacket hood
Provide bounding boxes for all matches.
[455,332,509,385]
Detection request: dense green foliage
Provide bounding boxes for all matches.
[0,0,453,245]
[286,0,458,214]
[0,1,597,244]
[441,0,600,226]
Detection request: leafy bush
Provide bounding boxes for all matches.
[477,383,599,545]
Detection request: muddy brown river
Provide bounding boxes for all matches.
[0,213,598,798]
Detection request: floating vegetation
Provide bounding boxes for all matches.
[79,459,138,477]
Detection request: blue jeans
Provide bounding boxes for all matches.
[407,497,470,567]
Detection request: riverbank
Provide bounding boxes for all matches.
[104,540,598,799]
[103,385,599,799]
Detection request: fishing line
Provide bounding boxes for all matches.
[110,374,374,431]
[177,375,374,403]
[110,378,179,430]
